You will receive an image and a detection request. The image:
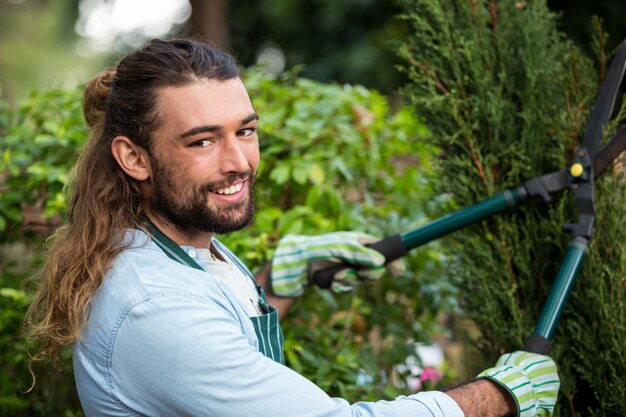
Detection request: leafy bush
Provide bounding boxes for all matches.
[0,68,454,413]
[1,88,85,242]
[1,88,86,415]
[396,0,626,415]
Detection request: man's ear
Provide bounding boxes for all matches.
[111,136,151,181]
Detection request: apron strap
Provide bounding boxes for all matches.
[142,215,205,271]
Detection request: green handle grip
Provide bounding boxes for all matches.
[524,237,588,354]
[401,189,522,250]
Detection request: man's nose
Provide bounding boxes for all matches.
[220,136,250,173]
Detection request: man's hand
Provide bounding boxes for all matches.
[270,232,404,297]
[477,351,560,417]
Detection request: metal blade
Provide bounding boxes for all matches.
[593,125,626,177]
[581,39,626,161]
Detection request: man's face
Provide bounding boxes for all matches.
[146,78,260,236]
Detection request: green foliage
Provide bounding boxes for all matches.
[0,277,32,412]
[1,89,87,414]
[396,0,626,415]
[0,68,454,412]
[0,266,84,416]
[0,88,86,242]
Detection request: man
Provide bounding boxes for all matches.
[26,38,559,417]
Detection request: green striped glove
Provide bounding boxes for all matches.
[270,232,400,296]
[477,351,560,417]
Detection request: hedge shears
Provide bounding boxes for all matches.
[312,38,626,355]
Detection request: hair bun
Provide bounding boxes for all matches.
[83,69,116,128]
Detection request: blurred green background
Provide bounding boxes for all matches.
[1,0,626,103]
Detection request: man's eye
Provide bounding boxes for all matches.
[238,128,256,137]
[191,139,213,148]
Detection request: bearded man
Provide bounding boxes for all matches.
[26,38,559,417]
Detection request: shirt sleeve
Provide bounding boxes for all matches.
[110,293,464,417]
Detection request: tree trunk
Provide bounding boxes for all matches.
[187,0,230,47]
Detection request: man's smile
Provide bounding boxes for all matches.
[206,178,250,205]
[214,182,244,195]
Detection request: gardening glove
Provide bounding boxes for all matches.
[477,351,560,417]
[270,232,405,297]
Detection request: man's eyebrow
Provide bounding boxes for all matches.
[179,125,220,139]
[241,113,259,126]
[179,113,259,139]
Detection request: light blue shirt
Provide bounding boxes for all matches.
[73,229,464,417]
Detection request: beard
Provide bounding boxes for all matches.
[148,156,255,236]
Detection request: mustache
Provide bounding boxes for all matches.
[200,171,255,193]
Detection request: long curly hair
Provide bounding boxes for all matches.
[24,38,241,372]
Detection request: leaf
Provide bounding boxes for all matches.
[0,288,28,303]
[292,164,309,185]
[332,158,353,182]
[269,165,290,185]
[308,163,325,184]
[304,184,324,207]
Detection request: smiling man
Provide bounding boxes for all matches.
[116,79,259,244]
[26,38,559,417]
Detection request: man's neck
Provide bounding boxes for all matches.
[144,211,213,249]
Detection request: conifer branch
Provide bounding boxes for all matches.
[407,56,449,95]
[466,135,489,188]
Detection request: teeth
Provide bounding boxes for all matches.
[216,183,243,195]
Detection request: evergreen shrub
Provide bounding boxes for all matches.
[396,1,626,415]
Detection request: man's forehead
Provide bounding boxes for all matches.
[154,78,255,128]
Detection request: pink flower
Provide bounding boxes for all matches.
[419,367,442,382]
